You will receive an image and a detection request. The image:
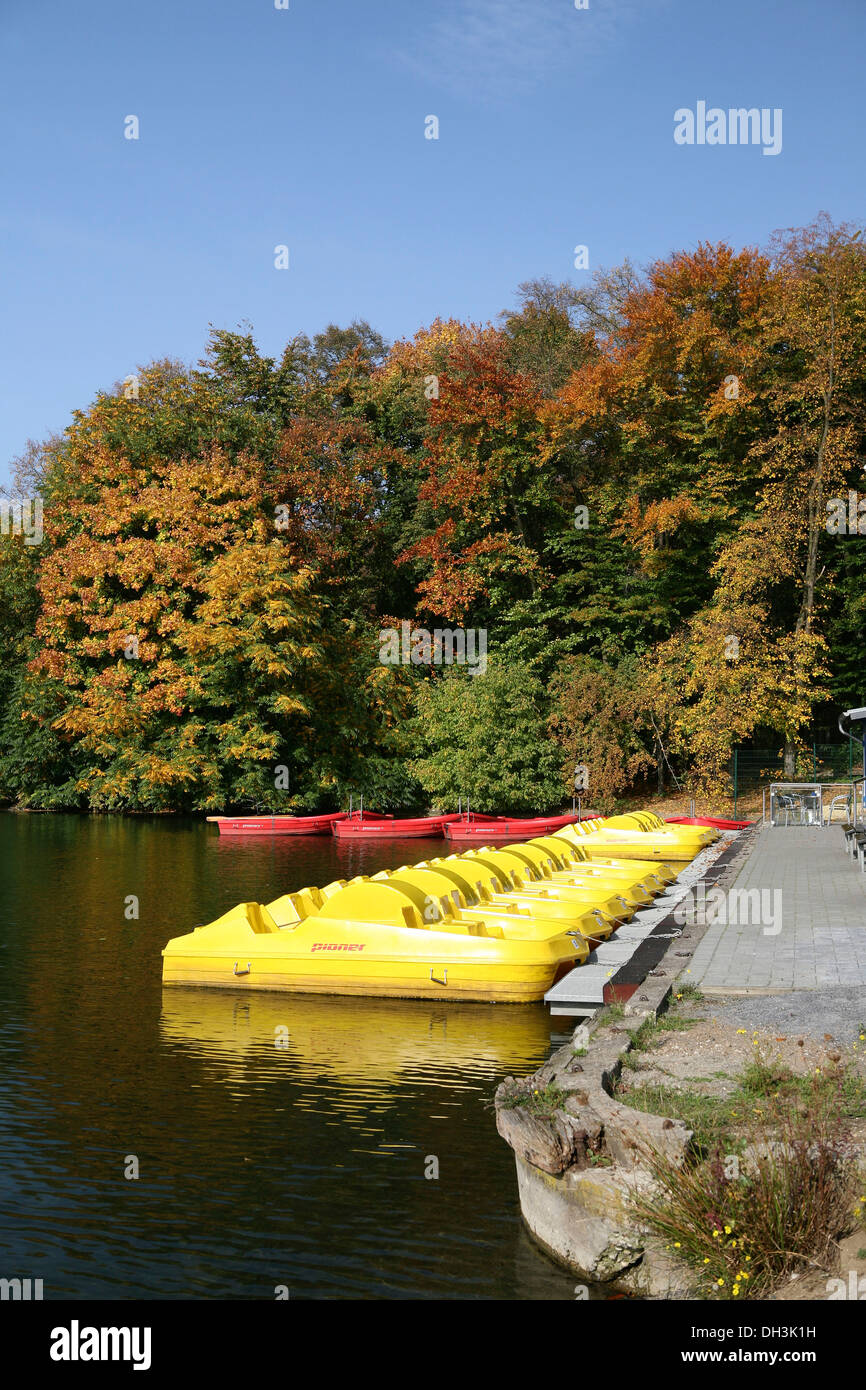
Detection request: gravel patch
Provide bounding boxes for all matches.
[702,988,866,1049]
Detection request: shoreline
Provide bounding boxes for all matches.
[494,824,866,1299]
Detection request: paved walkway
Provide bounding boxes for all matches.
[688,825,866,993]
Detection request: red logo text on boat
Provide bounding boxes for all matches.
[311,943,366,952]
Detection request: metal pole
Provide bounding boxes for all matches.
[733,748,738,820]
[762,786,766,825]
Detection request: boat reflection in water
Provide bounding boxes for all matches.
[159,988,553,1094]
[157,989,592,1298]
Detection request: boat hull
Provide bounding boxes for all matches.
[445,814,583,844]
[207,813,347,836]
[162,957,573,1003]
[333,815,463,839]
[162,902,583,1003]
[666,816,752,829]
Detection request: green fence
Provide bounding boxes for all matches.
[731,743,858,815]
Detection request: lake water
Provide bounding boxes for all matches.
[0,813,581,1300]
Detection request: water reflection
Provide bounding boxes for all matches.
[0,812,584,1300]
[160,990,553,1087]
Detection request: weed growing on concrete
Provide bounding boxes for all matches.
[629,1066,860,1298]
[674,985,704,1003]
[618,1083,736,1152]
[595,1001,626,1028]
[498,1081,567,1118]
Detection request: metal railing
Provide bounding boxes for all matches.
[762,779,863,827]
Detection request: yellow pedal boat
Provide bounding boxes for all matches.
[163,812,704,1002]
[162,874,593,1003]
[555,813,716,862]
[449,848,639,920]
[413,857,616,943]
[525,835,674,893]
[475,843,657,908]
[367,864,609,940]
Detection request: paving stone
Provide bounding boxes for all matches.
[690,825,866,993]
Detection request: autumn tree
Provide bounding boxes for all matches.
[549,655,654,811]
[4,224,864,814]
[11,353,414,811]
[643,218,866,786]
[395,327,553,625]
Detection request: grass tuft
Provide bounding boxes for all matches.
[498,1081,566,1118]
[628,1062,860,1299]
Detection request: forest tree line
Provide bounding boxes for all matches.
[1,214,864,815]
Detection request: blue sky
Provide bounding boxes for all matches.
[1,0,863,488]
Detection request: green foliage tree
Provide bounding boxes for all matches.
[410,656,564,813]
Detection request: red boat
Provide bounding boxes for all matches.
[665,816,752,830]
[335,814,453,839]
[444,813,584,845]
[207,811,348,836]
[333,812,502,839]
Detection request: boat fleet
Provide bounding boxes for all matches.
[162,814,719,1003]
[206,809,585,841]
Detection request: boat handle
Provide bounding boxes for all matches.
[233,961,251,976]
[429,967,448,986]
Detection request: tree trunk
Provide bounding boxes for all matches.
[795,301,834,638]
[510,502,536,596]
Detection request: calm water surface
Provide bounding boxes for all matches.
[0,813,580,1300]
